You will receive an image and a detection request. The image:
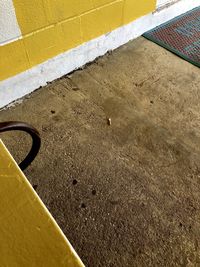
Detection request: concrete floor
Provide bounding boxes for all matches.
[1,37,200,266]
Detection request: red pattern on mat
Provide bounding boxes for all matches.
[149,8,200,62]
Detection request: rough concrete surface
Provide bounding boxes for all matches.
[1,37,200,267]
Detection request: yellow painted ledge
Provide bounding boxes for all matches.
[0,140,84,267]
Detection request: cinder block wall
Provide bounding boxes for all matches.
[0,0,156,81]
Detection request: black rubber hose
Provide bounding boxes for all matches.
[0,121,41,171]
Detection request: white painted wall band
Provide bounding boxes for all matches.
[0,0,21,45]
[0,0,199,108]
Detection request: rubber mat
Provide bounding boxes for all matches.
[143,7,200,68]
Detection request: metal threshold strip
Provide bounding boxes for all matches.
[155,0,181,13]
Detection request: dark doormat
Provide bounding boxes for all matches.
[143,7,200,68]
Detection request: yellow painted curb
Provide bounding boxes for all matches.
[0,140,84,267]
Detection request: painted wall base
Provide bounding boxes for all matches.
[0,0,199,109]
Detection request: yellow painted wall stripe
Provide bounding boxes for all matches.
[0,140,84,266]
[0,0,156,81]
